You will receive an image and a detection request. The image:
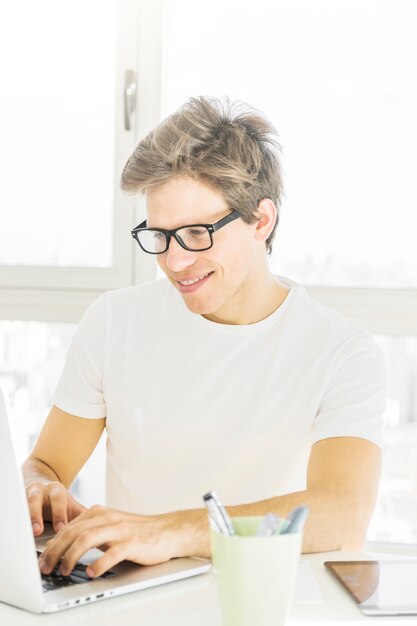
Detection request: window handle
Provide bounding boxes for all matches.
[124,69,136,131]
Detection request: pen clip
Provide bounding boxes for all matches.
[203,491,235,536]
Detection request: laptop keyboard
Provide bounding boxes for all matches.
[37,551,117,593]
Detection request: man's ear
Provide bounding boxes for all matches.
[253,198,278,243]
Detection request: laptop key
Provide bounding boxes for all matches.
[71,563,117,580]
[39,564,117,592]
[38,550,117,592]
[41,574,78,591]
[70,565,92,580]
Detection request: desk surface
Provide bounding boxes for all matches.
[2,542,417,625]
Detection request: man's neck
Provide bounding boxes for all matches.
[202,273,290,326]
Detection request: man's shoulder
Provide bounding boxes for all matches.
[84,279,178,341]
[85,278,175,327]
[281,283,385,390]
[301,290,368,337]
[283,278,377,354]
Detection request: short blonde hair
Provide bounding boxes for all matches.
[121,96,284,254]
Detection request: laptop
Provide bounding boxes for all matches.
[0,387,210,613]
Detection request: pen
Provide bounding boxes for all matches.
[281,505,309,534]
[203,491,235,536]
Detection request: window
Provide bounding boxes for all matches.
[0,1,116,269]
[0,0,150,298]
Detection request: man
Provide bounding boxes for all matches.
[23,96,386,580]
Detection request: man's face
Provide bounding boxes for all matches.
[146,177,263,323]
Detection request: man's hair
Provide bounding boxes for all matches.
[120,96,284,254]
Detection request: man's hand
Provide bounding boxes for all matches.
[38,505,209,578]
[22,406,105,536]
[27,480,86,536]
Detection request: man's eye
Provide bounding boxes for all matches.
[152,231,165,240]
[188,228,206,237]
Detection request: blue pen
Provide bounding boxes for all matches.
[281,505,309,534]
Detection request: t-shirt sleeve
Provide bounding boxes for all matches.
[311,336,387,448]
[52,293,110,418]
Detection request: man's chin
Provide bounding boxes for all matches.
[181,295,213,316]
[178,291,232,324]
[175,289,220,316]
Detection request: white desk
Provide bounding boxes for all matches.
[2,542,417,625]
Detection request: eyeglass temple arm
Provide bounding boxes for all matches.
[211,210,241,232]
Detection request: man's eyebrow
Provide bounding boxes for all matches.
[147,210,230,229]
[146,219,201,230]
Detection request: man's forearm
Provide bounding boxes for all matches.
[227,488,367,553]
[181,488,369,559]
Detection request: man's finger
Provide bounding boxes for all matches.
[48,484,69,532]
[39,513,111,574]
[27,484,45,535]
[58,525,123,576]
[67,496,87,521]
[86,543,130,578]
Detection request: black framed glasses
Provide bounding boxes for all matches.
[131,210,241,254]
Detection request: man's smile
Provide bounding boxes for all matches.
[175,271,214,293]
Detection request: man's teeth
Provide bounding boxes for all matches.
[179,273,210,286]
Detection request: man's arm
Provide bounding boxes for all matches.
[23,405,105,534]
[227,436,382,553]
[37,435,381,577]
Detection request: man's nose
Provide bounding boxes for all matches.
[165,236,198,272]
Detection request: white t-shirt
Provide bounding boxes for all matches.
[53,276,387,514]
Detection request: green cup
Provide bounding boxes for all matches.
[211,516,302,626]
